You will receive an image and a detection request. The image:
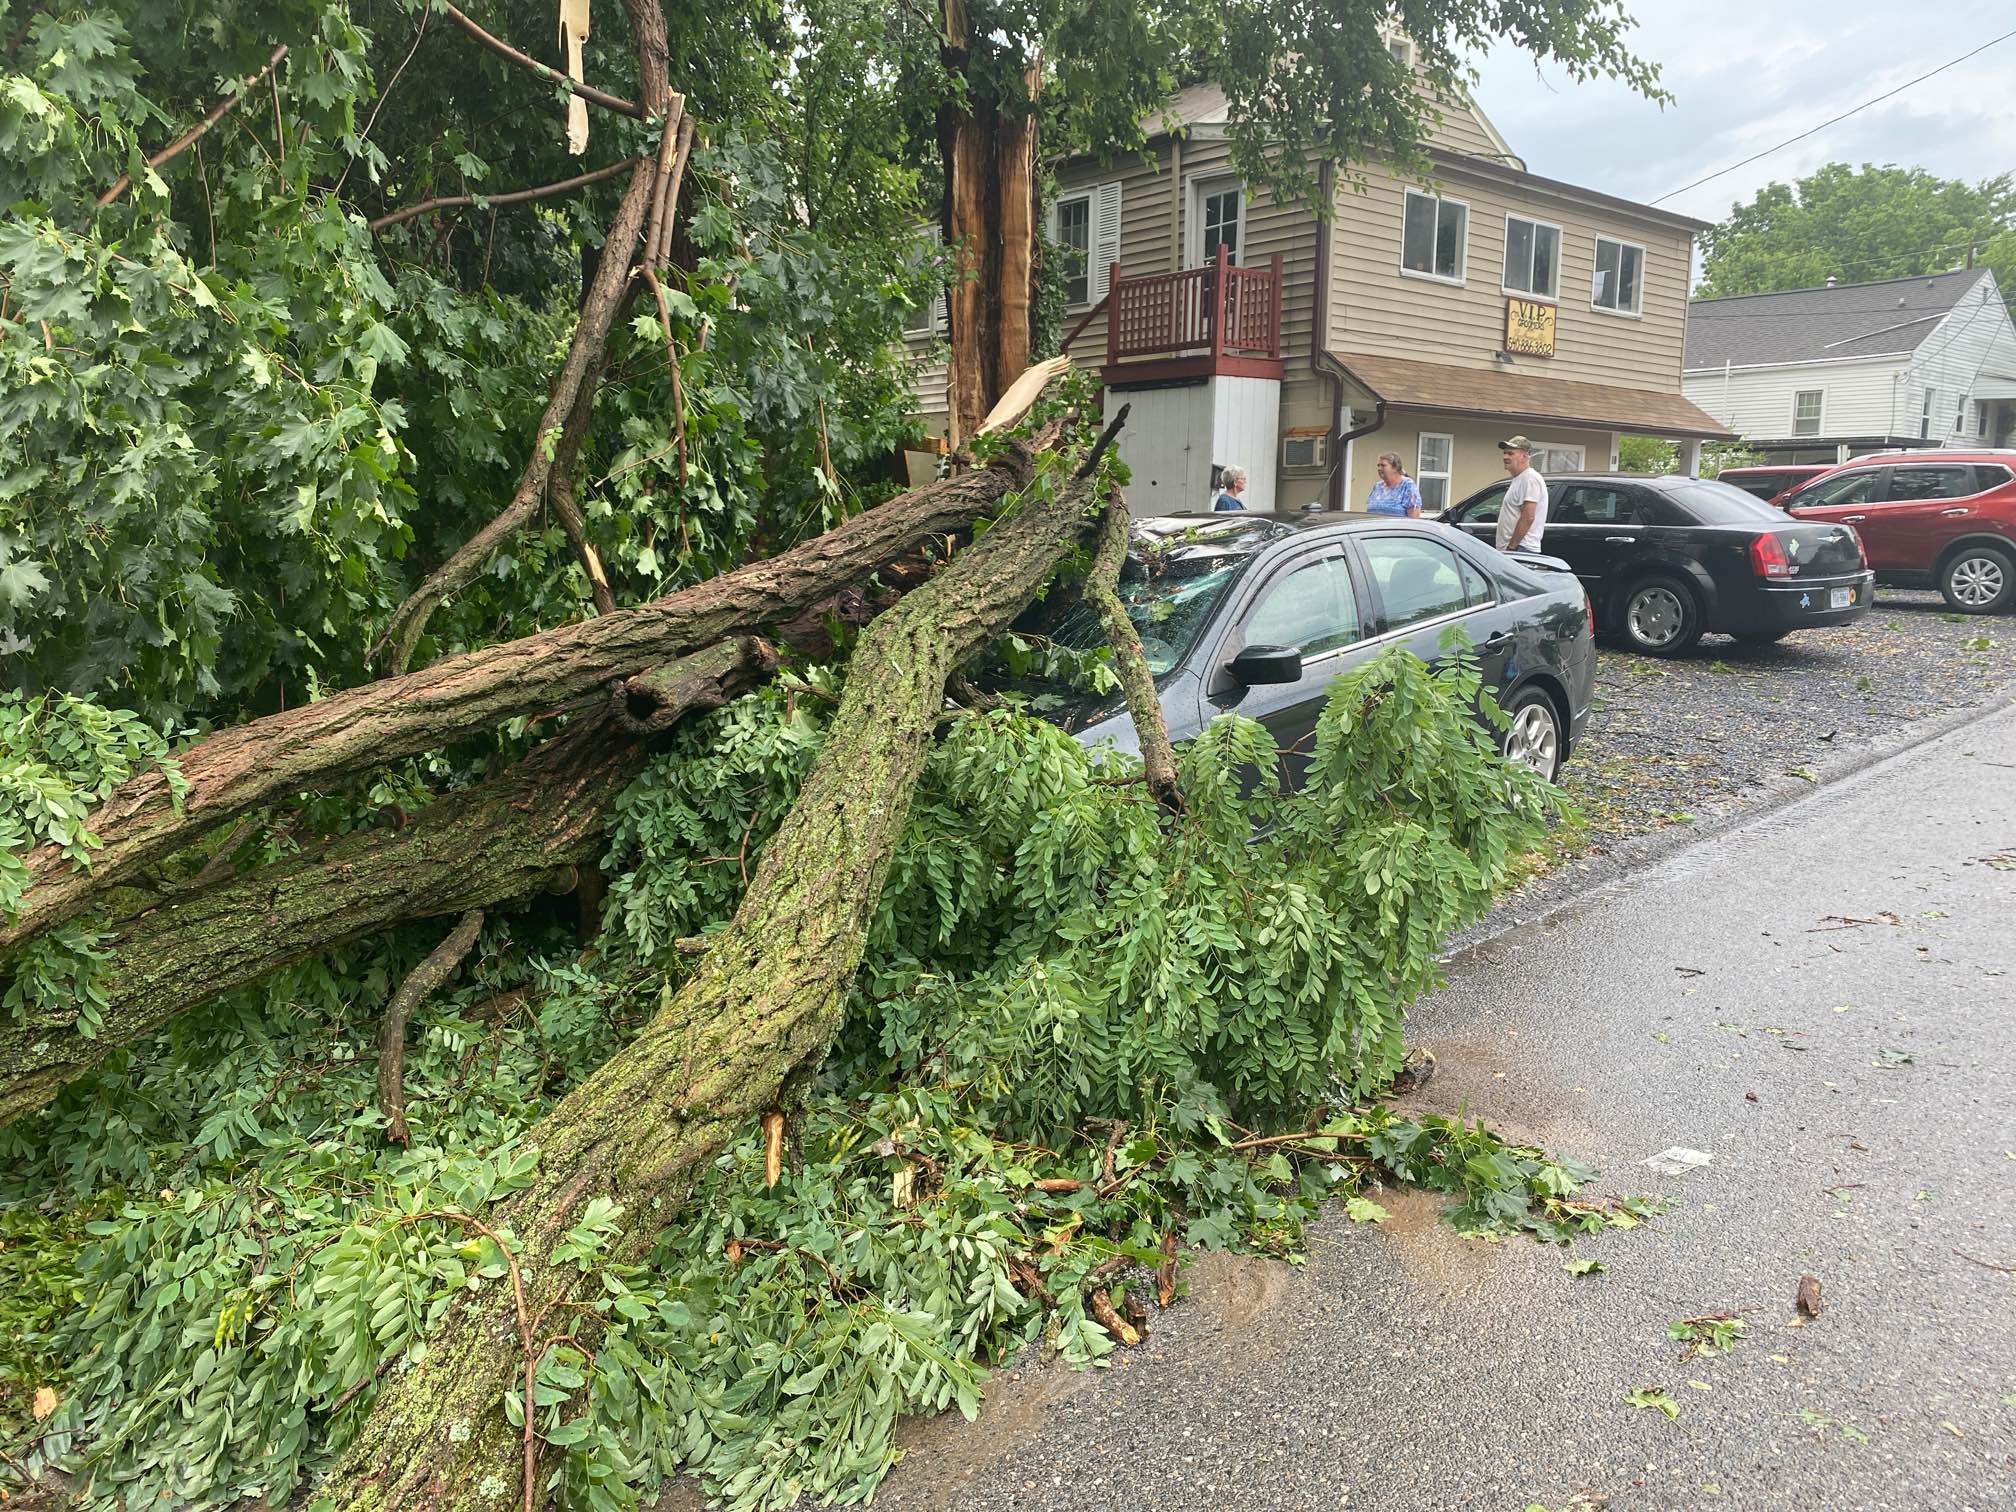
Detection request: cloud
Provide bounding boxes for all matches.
[1468,0,2016,223]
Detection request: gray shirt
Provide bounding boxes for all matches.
[1496,468,1549,552]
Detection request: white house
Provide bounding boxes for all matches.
[1682,269,2016,463]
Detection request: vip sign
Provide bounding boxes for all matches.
[1504,297,1556,358]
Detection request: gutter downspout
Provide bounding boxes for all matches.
[1308,158,1383,511]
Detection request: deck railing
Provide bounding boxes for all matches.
[1091,244,1282,369]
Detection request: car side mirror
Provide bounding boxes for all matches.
[1228,644,1302,685]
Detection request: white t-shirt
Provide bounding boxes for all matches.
[1496,468,1549,552]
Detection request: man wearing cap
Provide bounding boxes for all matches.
[1496,435,1548,554]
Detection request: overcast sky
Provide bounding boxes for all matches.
[1467,0,2016,229]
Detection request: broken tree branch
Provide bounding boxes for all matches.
[546,365,618,615]
[378,909,485,1146]
[367,157,639,232]
[436,1,646,120]
[0,640,775,1125]
[96,44,289,209]
[0,434,1054,960]
[1086,487,1181,813]
[323,454,1105,1511]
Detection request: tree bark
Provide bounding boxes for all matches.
[0,436,1051,961]
[318,466,1101,1512]
[937,2,1039,446]
[0,640,774,1125]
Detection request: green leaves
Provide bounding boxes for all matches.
[1625,1387,1681,1420]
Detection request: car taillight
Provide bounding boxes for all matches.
[1750,533,1791,578]
[1584,592,1595,639]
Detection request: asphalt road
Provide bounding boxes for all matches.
[876,700,2016,1512]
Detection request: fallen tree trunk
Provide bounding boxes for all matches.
[0,640,773,1125]
[318,462,1100,1512]
[0,433,1051,960]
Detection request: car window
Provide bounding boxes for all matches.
[1788,469,1882,508]
[1363,536,1468,629]
[1448,484,1507,524]
[1456,553,1494,607]
[1661,480,1794,522]
[1241,555,1361,657]
[1879,465,1975,503]
[1551,486,1639,526]
[1977,464,2015,492]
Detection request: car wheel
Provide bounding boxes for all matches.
[1619,576,1703,657]
[1500,686,1562,783]
[1939,546,2015,614]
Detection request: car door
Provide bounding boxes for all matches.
[1204,547,1366,785]
[1784,466,1889,561]
[1443,483,1508,549]
[1544,483,1645,595]
[1863,462,1991,571]
[1355,531,1517,700]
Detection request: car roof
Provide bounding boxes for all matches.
[1794,450,2016,468]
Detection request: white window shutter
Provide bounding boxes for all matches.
[1091,182,1123,301]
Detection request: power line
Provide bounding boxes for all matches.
[1651,26,2016,207]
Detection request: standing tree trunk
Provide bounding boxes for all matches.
[937,0,1039,447]
[320,460,1100,1512]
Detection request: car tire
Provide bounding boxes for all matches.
[1733,629,1790,645]
[1618,575,1703,657]
[1938,545,2015,614]
[1500,685,1562,784]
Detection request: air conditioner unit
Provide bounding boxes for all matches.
[1281,429,1329,471]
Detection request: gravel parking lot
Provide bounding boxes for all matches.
[1557,589,2016,848]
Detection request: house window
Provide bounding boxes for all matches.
[1531,443,1585,474]
[1387,36,1412,67]
[1502,215,1560,300]
[904,230,946,335]
[1052,193,1092,307]
[1402,190,1467,283]
[1195,182,1242,266]
[1956,397,1968,435]
[1792,389,1823,437]
[1921,388,1936,440]
[1416,432,1454,511]
[1591,236,1644,315]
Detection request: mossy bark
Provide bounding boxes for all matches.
[317,472,1097,1512]
[0,640,772,1124]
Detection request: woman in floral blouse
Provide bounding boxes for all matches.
[1365,452,1423,517]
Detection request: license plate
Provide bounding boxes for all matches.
[1829,586,1854,609]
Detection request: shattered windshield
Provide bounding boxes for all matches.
[1041,518,1290,675]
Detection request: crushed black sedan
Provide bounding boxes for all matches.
[1012,512,1596,784]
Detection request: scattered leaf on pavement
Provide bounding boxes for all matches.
[1345,1196,1389,1224]
[1795,1275,1823,1319]
[1564,1258,1604,1277]
[1626,1387,1681,1420]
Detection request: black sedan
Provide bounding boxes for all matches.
[1015,512,1595,784]
[1440,473,1874,657]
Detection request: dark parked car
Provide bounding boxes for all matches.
[1017,513,1595,783]
[1441,473,1874,657]
[1717,463,1833,502]
[1776,451,2016,613]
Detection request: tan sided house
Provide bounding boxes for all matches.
[905,64,1732,514]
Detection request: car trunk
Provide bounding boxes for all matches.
[1770,521,1865,578]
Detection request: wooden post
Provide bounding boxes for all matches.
[1210,241,1229,365]
[1269,252,1284,358]
[1107,261,1122,371]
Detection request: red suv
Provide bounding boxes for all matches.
[1778,451,2016,613]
